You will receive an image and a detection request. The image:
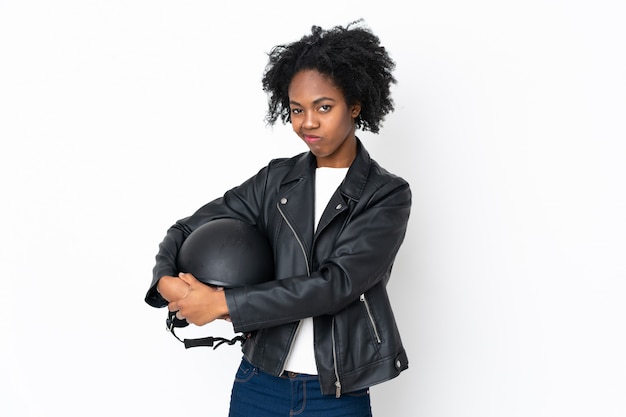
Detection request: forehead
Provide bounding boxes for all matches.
[288,69,343,101]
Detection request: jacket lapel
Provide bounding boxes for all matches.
[277,139,372,254]
[276,152,316,255]
[315,139,371,238]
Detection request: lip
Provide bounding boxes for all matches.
[303,135,321,143]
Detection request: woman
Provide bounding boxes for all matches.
[145,20,411,416]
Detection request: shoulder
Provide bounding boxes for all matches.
[364,157,411,207]
[265,151,314,184]
[356,138,409,189]
[243,152,309,181]
[267,151,308,170]
[368,158,409,188]
[344,139,410,204]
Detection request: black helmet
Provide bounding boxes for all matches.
[176,218,274,288]
[167,218,274,350]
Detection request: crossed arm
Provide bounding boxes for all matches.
[157,273,229,325]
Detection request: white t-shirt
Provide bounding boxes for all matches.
[283,167,349,375]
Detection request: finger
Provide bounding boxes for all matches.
[178,272,198,286]
[167,301,178,312]
[175,311,185,320]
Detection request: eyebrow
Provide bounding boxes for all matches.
[289,96,337,106]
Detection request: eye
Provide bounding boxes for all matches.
[291,108,302,115]
[319,104,331,113]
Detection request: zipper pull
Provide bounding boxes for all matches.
[335,380,342,398]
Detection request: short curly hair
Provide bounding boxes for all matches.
[261,20,396,134]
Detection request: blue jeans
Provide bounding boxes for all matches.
[228,357,372,417]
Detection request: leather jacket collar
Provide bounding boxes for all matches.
[281,138,371,202]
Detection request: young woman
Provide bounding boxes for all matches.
[145,20,411,417]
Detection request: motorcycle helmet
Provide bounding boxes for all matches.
[167,218,274,349]
[176,218,274,288]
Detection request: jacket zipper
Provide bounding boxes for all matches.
[331,318,342,398]
[360,293,381,344]
[278,201,342,397]
[277,202,310,276]
[277,202,311,377]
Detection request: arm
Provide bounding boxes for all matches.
[226,178,411,333]
[156,275,190,302]
[144,163,272,309]
[168,273,229,325]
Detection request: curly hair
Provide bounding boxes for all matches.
[261,20,396,134]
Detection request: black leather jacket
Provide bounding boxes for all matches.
[145,139,411,396]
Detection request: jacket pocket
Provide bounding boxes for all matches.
[333,298,384,368]
[360,293,382,344]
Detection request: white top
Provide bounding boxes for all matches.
[283,167,349,375]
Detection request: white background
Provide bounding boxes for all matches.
[1,1,625,416]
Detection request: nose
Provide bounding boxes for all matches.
[302,111,318,130]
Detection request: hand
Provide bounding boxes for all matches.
[157,275,190,303]
[168,273,229,326]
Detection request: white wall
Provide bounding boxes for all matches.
[1,1,624,416]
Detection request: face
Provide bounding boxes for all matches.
[288,69,361,168]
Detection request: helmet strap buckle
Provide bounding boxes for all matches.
[165,310,247,350]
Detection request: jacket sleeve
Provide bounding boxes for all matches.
[226,176,412,333]
[144,164,272,308]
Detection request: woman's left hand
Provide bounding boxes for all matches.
[168,272,230,326]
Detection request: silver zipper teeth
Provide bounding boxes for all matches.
[277,202,310,276]
[360,294,381,343]
[279,320,302,376]
[278,201,342,396]
[331,318,342,398]
[276,201,311,377]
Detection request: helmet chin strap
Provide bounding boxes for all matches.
[166,310,248,350]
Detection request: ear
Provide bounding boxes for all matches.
[351,102,362,118]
